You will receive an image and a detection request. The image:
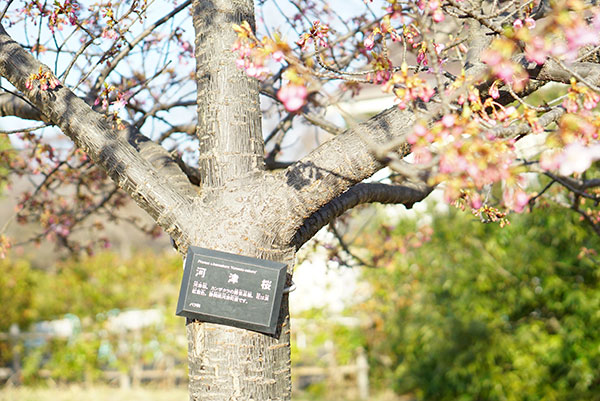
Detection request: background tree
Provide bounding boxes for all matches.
[357,202,600,400]
[0,0,599,399]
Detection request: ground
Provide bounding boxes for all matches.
[0,385,407,401]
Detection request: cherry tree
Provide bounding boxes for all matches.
[0,0,599,399]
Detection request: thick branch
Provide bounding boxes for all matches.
[277,22,493,246]
[279,107,415,237]
[292,181,433,249]
[0,24,197,249]
[534,59,600,86]
[1,85,199,195]
[0,92,48,122]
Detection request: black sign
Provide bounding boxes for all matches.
[176,246,287,335]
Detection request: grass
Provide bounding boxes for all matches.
[0,385,189,401]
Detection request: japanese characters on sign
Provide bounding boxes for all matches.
[176,246,287,335]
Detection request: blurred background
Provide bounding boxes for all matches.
[1,188,599,400]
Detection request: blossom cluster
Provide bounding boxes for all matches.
[482,39,528,91]
[233,21,310,111]
[49,0,80,33]
[406,107,531,213]
[25,67,61,91]
[94,83,131,129]
[382,62,434,109]
[363,15,402,50]
[562,79,600,114]
[540,113,600,175]
[518,0,600,64]
[297,20,330,51]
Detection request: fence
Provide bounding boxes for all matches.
[293,345,369,400]
[0,322,187,387]
[2,317,369,398]
[292,317,370,400]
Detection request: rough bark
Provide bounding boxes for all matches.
[192,0,265,189]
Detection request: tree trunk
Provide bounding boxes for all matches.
[187,0,293,399]
[185,190,296,400]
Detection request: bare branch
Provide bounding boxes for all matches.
[292,180,432,249]
[91,0,192,95]
[572,195,600,237]
[493,107,565,138]
[329,222,376,268]
[157,123,196,143]
[544,171,600,202]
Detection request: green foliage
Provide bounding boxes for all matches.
[0,259,39,331]
[0,251,186,384]
[0,136,13,191]
[360,205,600,400]
[291,308,367,400]
[32,252,181,319]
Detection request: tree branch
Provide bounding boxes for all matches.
[0,39,199,197]
[0,83,199,195]
[292,181,432,249]
[0,23,198,249]
[0,92,49,122]
[90,0,192,96]
[278,106,415,241]
[277,21,493,246]
[534,59,600,86]
[493,107,565,138]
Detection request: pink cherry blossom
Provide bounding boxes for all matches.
[412,145,433,164]
[442,114,456,127]
[101,28,119,40]
[272,51,284,63]
[470,192,482,209]
[524,17,535,28]
[495,61,515,82]
[583,91,600,110]
[525,36,548,65]
[503,186,529,213]
[432,9,445,23]
[557,141,600,175]
[565,24,599,50]
[277,84,308,112]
